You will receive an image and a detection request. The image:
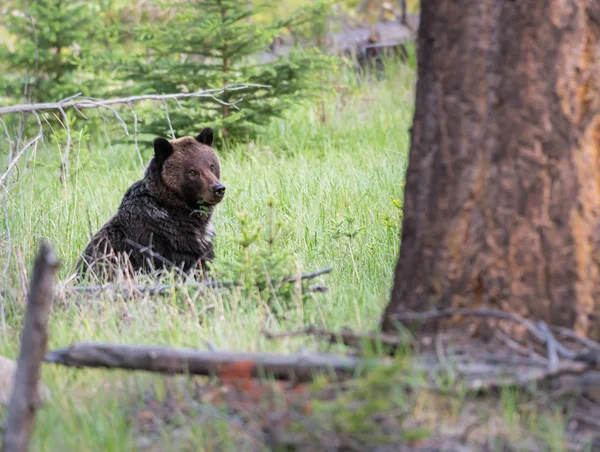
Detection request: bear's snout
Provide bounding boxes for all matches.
[211,183,226,199]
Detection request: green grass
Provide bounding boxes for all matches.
[0,57,415,449]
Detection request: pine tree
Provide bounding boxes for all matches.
[0,0,109,103]
[119,0,335,143]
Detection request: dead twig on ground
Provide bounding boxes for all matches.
[550,325,600,351]
[67,268,332,296]
[42,340,600,395]
[262,325,403,349]
[393,308,582,360]
[2,243,59,452]
[494,330,548,365]
[123,238,188,279]
[280,268,332,284]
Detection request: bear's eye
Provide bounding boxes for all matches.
[188,169,198,177]
[210,164,216,172]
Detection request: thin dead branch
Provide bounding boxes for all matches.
[392,308,581,359]
[42,340,600,395]
[0,84,268,187]
[66,268,332,296]
[123,238,187,278]
[128,103,143,167]
[1,243,59,452]
[0,84,269,117]
[262,325,403,349]
[280,268,332,284]
[550,325,600,350]
[0,135,41,188]
[44,343,382,382]
[0,118,14,162]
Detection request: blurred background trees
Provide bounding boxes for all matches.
[119,0,334,142]
[0,0,420,144]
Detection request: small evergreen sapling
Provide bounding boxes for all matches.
[120,0,336,143]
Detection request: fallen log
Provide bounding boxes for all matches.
[42,341,600,396]
[44,343,385,382]
[2,243,59,452]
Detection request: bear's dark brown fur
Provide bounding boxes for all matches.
[76,128,225,281]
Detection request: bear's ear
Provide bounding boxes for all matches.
[196,128,214,147]
[153,137,173,167]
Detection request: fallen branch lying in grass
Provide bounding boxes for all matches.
[44,343,381,382]
[42,340,600,395]
[2,243,59,452]
[66,268,332,297]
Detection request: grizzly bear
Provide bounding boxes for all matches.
[76,128,225,281]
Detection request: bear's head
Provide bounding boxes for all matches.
[153,128,225,210]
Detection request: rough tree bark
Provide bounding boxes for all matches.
[382,1,600,338]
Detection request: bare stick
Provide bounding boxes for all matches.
[0,118,14,162]
[537,321,563,371]
[163,100,175,139]
[57,105,71,179]
[2,243,59,452]
[306,284,327,293]
[262,325,403,349]
[42,342,600,394]
[280,268,332,284]
[74,96,128,135]
[44,343,380,382]
[31,111,45,148]
[68,267,332,295]
[398,0,407,25]
[494,330,548,365]
[0,135,41,188]
[1,203,11,332]
[123,238,187,278]
[0,84,270,117]
[128,103,143,167]
[550,325,600,351]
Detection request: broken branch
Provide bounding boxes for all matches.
[262,325,403,349]
[0,84,270,118]
[2,243,59,452]
[67,268,332,295]
[392,308,580,359]
[44,343,382,382]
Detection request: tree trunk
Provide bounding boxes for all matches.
[381,1,600,339]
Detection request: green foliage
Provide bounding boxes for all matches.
[210,199,301,308]
[0,0,109,102]
[307,358,425,447]
[117,0,338,143]
[0,0,137,145]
